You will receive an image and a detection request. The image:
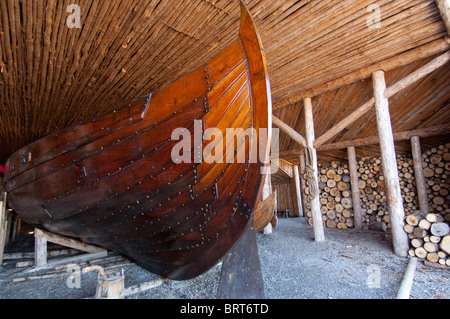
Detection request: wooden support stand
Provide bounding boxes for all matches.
[261,174,274,234]
[0,192,7,265]
[347,146,362,230]
[32,228,107,271]
[372,70,409,257]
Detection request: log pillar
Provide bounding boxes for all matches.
[410,136,430,215]
[217,219,265,299]
[347,146,362,230]
[372,70,409,257]
[304,98,325,242]
[435,0,450,35]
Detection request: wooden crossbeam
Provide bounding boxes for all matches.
[292,165,303,217]
[272,115,306,147]
[314,51,450,148]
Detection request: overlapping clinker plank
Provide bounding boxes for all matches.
[5,95,150,179]
[8,96,208,212]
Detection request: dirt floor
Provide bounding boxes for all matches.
[0,217,448,299]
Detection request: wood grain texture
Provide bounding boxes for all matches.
[0,1,448,164]
[372,70,409,257]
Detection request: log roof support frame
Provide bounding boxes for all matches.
[278,123,450,157]
[273,37,450,111]
[314,51,450,148]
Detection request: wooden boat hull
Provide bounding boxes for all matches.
[3,3,271,280]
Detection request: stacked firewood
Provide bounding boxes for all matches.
[422,145,450,223]
[315,161,354,229]
[404,212,450,266]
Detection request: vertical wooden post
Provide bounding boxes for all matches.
[0,192,7,264]
[293,165,303,217]
[261,175,273,234]
[372,70,409,257]
[34,228,48,267]
[304,98,325,242]
[11,216,21,242]
[410,136,430,215]
[288,179,299,217]
[298,154,308,217]
[347,146,362,230]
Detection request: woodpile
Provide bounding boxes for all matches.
[422,145,450,223]
[303,143,450,231]
[404,213,450,267]
[355,156,389,230]
[315,161,354,229]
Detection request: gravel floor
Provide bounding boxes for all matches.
[0,217,448,299]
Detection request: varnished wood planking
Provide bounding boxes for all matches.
[276,56,449,163]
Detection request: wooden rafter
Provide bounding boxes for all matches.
[272,115,306,148]
[273,37,450,111]
[277,123,450,157]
